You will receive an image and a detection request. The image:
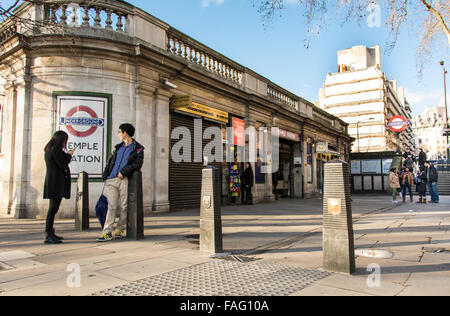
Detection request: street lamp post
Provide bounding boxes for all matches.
[356,117,375,153]
[440,61,449,159]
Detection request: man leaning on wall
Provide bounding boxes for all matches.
[97,123,144,242]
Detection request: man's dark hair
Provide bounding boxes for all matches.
[119,123,135,138]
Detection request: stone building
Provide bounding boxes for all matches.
[412,107,449,160]
[0,0,351,219]
[319,45,415,153]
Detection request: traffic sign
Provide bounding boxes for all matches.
[387,116,410,133]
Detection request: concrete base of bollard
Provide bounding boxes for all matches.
[200,166,223,254]
[127,171,144,240]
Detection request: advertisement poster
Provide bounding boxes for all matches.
[351,160,361,174]
[232,117,246,147]
[362,159,381,174]
[55,93,111,179]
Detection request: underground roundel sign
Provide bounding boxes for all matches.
[387,115,410,133]
[56,94,109,179]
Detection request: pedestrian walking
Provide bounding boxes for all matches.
[425,161,439,203]
[404,155,415,171]
[97,123,144,242]
[242,162,254,205]
[43,131,75,244]
[389,168,401,203]
[418,148,427,168]
[272,171,279,200]
[401,167,414,203]
[416,166,427,203]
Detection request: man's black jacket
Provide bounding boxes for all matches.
[103,140,144,180]
[428,166,439,183]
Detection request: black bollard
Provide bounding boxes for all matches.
[200,166,223,254]
[127,170,144,240]
[75,171,89,231]
[322,160,356,274]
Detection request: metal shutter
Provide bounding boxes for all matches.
[169,112,222,211]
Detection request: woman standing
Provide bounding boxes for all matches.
[389,168,401,203]
[416,167,427,204]
[43,131,75,244]
[242,162,254,205]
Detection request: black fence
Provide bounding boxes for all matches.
[431,160,450,172]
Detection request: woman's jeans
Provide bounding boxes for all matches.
[45,198,62,234]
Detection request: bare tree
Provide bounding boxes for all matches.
[254,0,449,76]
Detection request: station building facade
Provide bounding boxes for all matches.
[0,0,352,219]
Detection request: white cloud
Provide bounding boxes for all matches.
[202,0,225,8]
[405,88,445,115]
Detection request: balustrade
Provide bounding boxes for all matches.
[267,85,299,111]
[42,1,131,34]
[167,32,243,85]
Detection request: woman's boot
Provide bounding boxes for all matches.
[51,228,64,240]
[44,233,62,244]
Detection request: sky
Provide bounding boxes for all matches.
[2,0,449,117]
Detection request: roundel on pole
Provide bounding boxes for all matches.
[387,115,409,133]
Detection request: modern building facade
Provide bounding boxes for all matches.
[412,107,449,160]
[0,0,352,219]
[319,45,415,153]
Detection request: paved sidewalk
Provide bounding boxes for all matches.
[0,195,449,296]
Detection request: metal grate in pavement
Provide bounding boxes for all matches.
[93,260,331,296]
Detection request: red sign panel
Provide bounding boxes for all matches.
[232,117,246,147]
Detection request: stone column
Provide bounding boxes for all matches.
[135,84,154,214]
[322,160,356,274]
[302,137,308,198]
[264,126,275,202]
[293,142,302,198]
[312,141,318,196]
[152,89,170,212]
[9,74,32,219]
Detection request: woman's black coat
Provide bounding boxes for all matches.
[242,167,254,187]
[43,147,72,199]
[417,171,427,194]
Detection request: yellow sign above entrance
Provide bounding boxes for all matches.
[170,95,192,109]
[170,95,229,124]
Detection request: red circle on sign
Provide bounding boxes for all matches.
[387,115,409,133]
[65,106,99,137]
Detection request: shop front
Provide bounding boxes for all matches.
[169,96,228,210]
[274,129,301,198]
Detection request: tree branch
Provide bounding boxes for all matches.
[420,0,450,46]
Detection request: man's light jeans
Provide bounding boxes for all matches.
[427,182,439,202]
[103,177,128,234]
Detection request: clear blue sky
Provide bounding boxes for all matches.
[3,0,449,116]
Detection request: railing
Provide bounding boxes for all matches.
[0,23,17,44]
[267,84,299,111]
[41,0,134,34]
[167,28,243,85]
